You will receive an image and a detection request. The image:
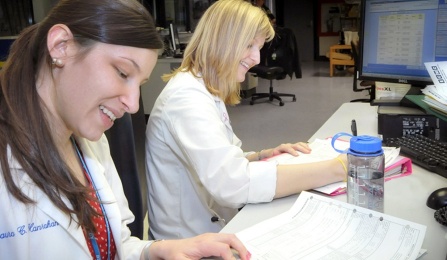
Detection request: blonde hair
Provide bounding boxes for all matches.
[163,0,274,105]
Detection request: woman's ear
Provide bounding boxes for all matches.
[47,24,74,61]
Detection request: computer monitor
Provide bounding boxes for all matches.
[0,36,17,61]
[358,0,447,92]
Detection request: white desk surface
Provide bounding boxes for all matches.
[221,103,447,259]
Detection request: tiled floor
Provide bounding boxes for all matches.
[227,60,371,151]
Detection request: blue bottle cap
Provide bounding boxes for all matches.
[349,135,383,156]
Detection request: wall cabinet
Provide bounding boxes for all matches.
[318,1,359,36]
[339,3,360,32]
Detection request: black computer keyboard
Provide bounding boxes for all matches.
[383,135,447,178]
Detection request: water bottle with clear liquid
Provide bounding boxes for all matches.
[332,132,385,212]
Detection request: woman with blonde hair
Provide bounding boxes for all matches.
[146,0,347,239]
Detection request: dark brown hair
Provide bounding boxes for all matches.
[0,0,163,232]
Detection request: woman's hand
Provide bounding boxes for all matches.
[260,142,311,159]
[146,233,251,260]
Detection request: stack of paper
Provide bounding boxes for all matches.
[265,138,412,196]
[421,61,447,115]
[236,191,426,260]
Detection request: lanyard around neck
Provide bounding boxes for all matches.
[71,136,111,260]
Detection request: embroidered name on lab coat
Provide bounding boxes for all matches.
[0,220,59,240]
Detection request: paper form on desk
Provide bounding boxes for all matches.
[265,138,404,196]
[421,62,447,114]
[425,61,447,91]
[236,191,426,260]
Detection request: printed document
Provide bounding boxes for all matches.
[265,138,401,195]
[421,61,447,114]
[425,61,447,90]
[266,138,399,166]
[236,191,426,260]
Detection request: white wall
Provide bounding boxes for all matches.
[319,36,339,57]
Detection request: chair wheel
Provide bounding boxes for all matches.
[280,101,284,106]
[293,97,296,102]
[250,101,254,105]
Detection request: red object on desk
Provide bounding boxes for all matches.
[385,156,413,181]
[326,156,413,196]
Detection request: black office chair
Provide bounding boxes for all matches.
[249,65,296,106]
[249,27,301,106]
[350,40,375,103]
[105,95,147,239]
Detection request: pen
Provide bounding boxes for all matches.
[351,119,357,136]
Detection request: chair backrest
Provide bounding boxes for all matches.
[104,95,147,239]
[260,26,302,80]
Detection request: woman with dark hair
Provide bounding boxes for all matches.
[0,0,249,259]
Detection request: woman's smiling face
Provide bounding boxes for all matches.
[237,35,265,82]
[47,42,158,141]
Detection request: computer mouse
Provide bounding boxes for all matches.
[426,187,447,210]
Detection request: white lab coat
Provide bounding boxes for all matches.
[0,135,150,259]
[146,71,278,239]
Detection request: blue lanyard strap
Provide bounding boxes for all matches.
[71,136,111,260]
[89,233,102,260]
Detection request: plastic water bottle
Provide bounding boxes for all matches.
[332,132,385,212]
